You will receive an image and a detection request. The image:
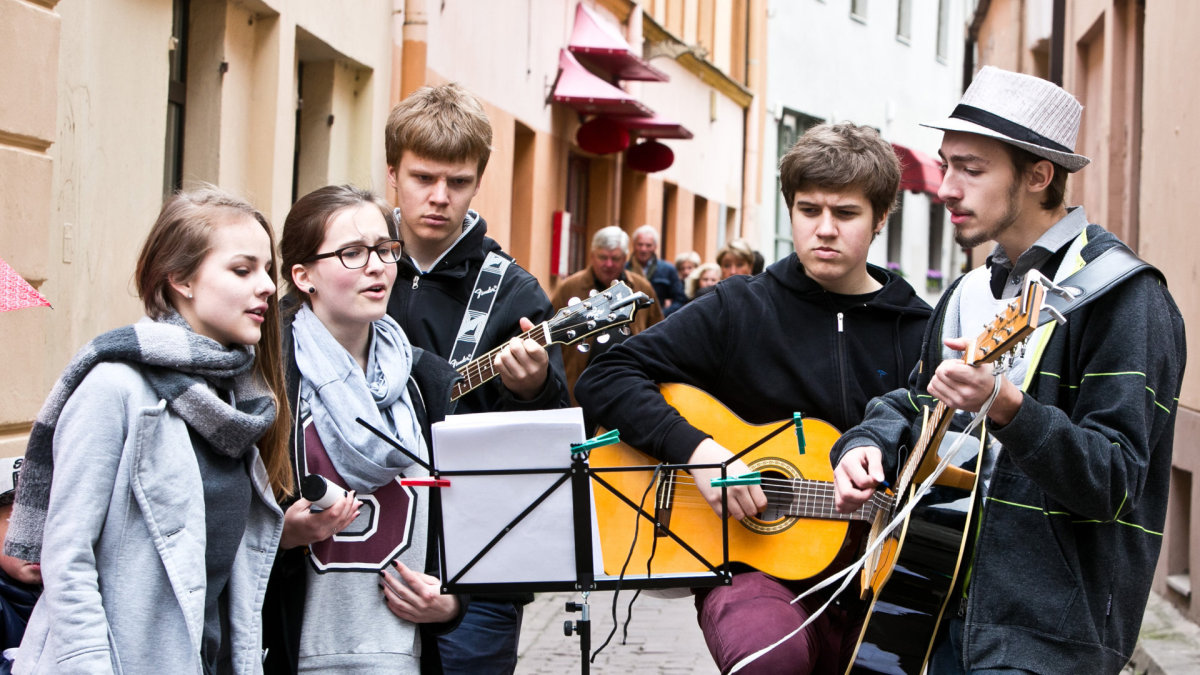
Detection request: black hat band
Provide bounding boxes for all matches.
[950,104,1073,154]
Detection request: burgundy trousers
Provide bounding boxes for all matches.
[695,571,855,675]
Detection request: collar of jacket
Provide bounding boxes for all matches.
[765,253,931,316]
[398,210,496,281]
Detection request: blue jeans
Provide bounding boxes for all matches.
[437,599,523,675]
[928,618,1037,675]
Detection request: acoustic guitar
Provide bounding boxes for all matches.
[847,276,1046,675]
[588,383,893,582]
[450,281,650,400]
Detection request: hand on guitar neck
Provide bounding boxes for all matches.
[688,438,769,521]
[926,336,1023,427]
[833,335,1026,514]
[491,316,551,400]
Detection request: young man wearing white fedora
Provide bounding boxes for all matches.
[832,66,1185,674]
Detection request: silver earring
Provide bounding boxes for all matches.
[187,292,193,299]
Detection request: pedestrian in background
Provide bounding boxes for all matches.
[628,224,686,312]
[716,239,756,278]
[7,188,291,673]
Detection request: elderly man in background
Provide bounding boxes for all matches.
[628,224,686,311]
[550,226,664,403]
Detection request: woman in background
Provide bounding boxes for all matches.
[8,188,291,673]
[715,239,756,279]
[686,262,722,301]
[264,185,464,674]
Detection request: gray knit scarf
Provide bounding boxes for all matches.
[4,312,277,563]
[291,304,422,494]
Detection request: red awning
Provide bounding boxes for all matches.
[567,3,668,82]
[612,114,693,140]
[892,143,944,200]
[551,49,653,117]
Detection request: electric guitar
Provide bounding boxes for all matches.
[588,383,893,582]
[847,276,1046,675]
[450,281,650,401]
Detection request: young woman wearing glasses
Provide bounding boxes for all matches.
[263,184,464,674]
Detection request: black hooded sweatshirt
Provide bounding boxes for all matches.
[576,254,932,464]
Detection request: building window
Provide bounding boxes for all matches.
[163,0,189,197]
[927,202,945,292]
[896,0,912,42]
[851,0,867,23]
[936,0,951,61]
[775,108,823,261]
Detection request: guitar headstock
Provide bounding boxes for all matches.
[547,282,651,347]
[964,274,1047,366]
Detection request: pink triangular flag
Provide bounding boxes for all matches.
[0,257,51,312]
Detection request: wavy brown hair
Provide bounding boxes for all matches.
[135,187,294,500]
[779,122,901,223]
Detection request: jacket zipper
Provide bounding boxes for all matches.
[836,311,850,423]
[411,274,420,290]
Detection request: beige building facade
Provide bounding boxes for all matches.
[1,0,762,460]
[973,0,1200,624]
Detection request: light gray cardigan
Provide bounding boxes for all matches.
[15,362,284,674]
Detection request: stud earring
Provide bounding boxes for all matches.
[308,287,316,295]
[187,292,193,299]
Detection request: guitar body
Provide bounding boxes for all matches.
[588,383,859,582]
[848,422,984,674]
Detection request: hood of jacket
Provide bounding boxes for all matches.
[397,209,503,281]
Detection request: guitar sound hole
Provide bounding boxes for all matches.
[754,470,793,524]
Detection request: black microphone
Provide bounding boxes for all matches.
[300,474,348,510]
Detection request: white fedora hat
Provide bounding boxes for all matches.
[923,66,1090,173]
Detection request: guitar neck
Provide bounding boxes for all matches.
[780,478,893,522]
[450,322,553,400]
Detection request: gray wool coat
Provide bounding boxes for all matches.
[15,362,284,674]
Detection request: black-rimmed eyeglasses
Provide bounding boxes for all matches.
[305,239,404,269]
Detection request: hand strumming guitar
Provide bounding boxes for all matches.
[833,446,885,514]
[688,438,767,521]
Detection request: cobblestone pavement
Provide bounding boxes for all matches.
[516,590,719,674]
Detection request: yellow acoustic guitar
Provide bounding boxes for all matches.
[588,383,893,582]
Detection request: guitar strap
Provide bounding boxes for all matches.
[1035,241,1158,326]
[448,250,511,369]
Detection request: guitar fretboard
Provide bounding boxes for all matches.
[778,477,894,522]
[450,323,551,400]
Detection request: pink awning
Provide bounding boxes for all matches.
[567,3,668,82]
[892,143,944,200]
[612,114,693,140]
[551,49,653,117]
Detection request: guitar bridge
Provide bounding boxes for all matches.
[653,471,676,537]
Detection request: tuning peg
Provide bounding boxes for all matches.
[577,343,591,353]
[596,333,610,344]
[588,289,598,297]
[568,296,581,306]
[619,326,631,336]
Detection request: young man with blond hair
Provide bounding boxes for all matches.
[575,123,931,674]
[384,82,569,674]
[833,67,1185,674]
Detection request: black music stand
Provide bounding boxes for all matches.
[359,411,738,674]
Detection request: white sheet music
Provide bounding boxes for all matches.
[432,407,604,586]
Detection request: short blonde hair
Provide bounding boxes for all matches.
[385,83,493,177]
[715,239,755,270]
[686,262,720,299]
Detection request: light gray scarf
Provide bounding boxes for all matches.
[291,305,423,493]
[5,312,276,562]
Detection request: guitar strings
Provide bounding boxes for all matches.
[728,374,1003,674]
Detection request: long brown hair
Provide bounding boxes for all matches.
[135,187,294,500]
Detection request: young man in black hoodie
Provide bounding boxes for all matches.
[575,123,931,674]
[384,83,569,675]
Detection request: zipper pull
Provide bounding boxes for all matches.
[411,274,420,290]
[837,312,844,332]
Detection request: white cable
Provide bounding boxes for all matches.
[729,371,1006,673]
